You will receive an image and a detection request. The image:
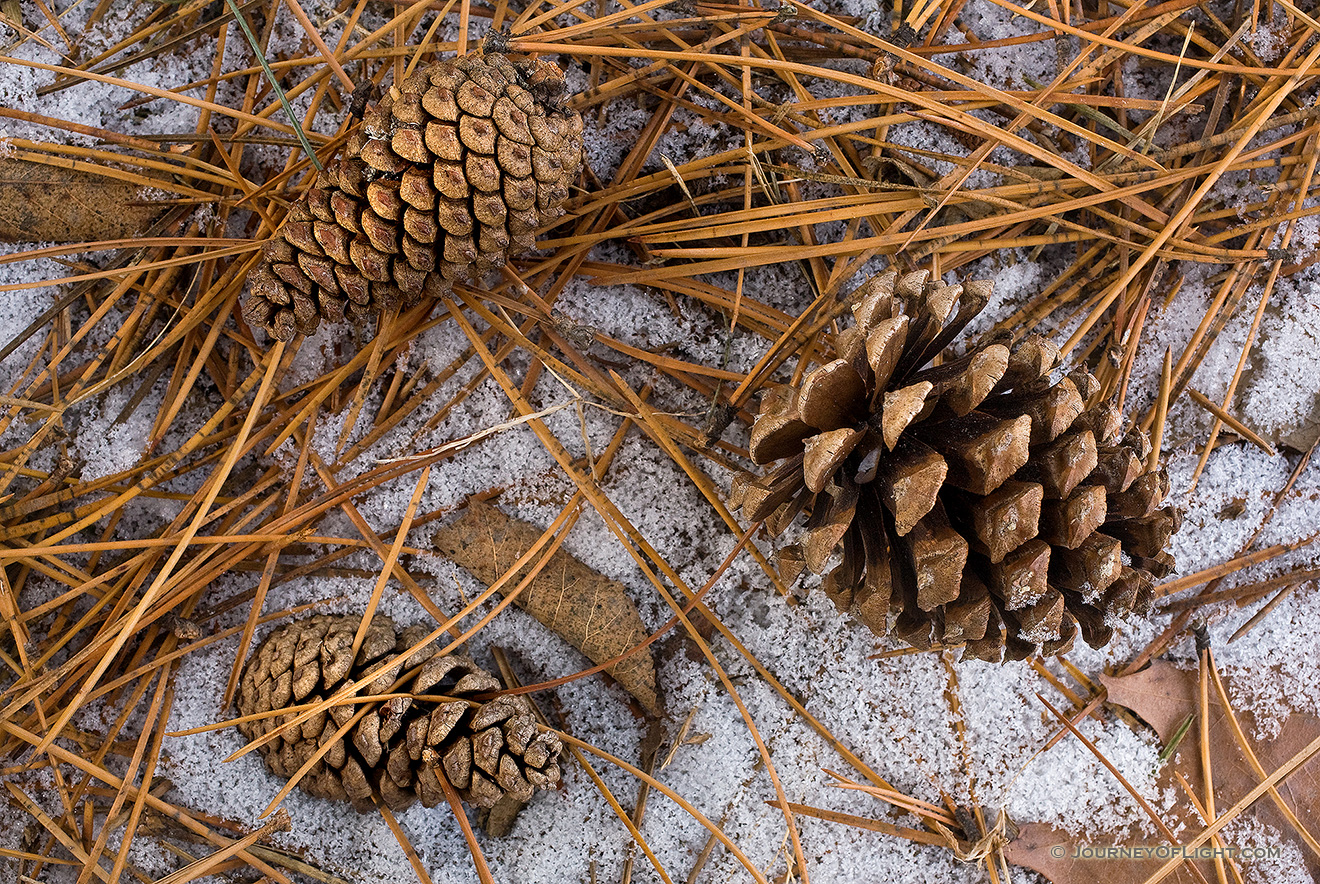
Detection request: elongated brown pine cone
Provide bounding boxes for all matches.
[732,270,1180,662]
[243,52,584,341]
[236,614,563,812]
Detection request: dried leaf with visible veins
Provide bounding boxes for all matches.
[0,157,171,242]
[433,501,661,717]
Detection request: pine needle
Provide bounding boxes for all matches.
[223,0,323,171]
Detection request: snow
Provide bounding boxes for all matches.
[3,2,1320,883]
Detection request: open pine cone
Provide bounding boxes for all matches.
[236,614,562,813]
[732,270,1180,662]
[243,52,584,341]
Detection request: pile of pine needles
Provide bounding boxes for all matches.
[2,0,1320,880]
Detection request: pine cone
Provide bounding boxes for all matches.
[242,52,584,341]
[236,614,563,812]
[733,270,1180,662]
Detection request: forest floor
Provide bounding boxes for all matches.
[1,0,1320,882]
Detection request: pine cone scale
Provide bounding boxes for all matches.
[877,439,945,536]
[963,480,1042,562]
[990,539,1050,610]
[1040,485,1107,548]
[923,412,1030,495]
[798,360,865,430]
[880,381,931,448]
[910,524,966,611]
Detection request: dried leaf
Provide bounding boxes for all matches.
[1098,660,1197,744]
[1102,660,1320,865]
[0,157,170,243]
[1006,661,1320,883]
[433,501,661,717]
[1004,821,1203,884]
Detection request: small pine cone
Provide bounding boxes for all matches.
[236,614,563,813]
[242,53,585,341]
[733,270,1180,662]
